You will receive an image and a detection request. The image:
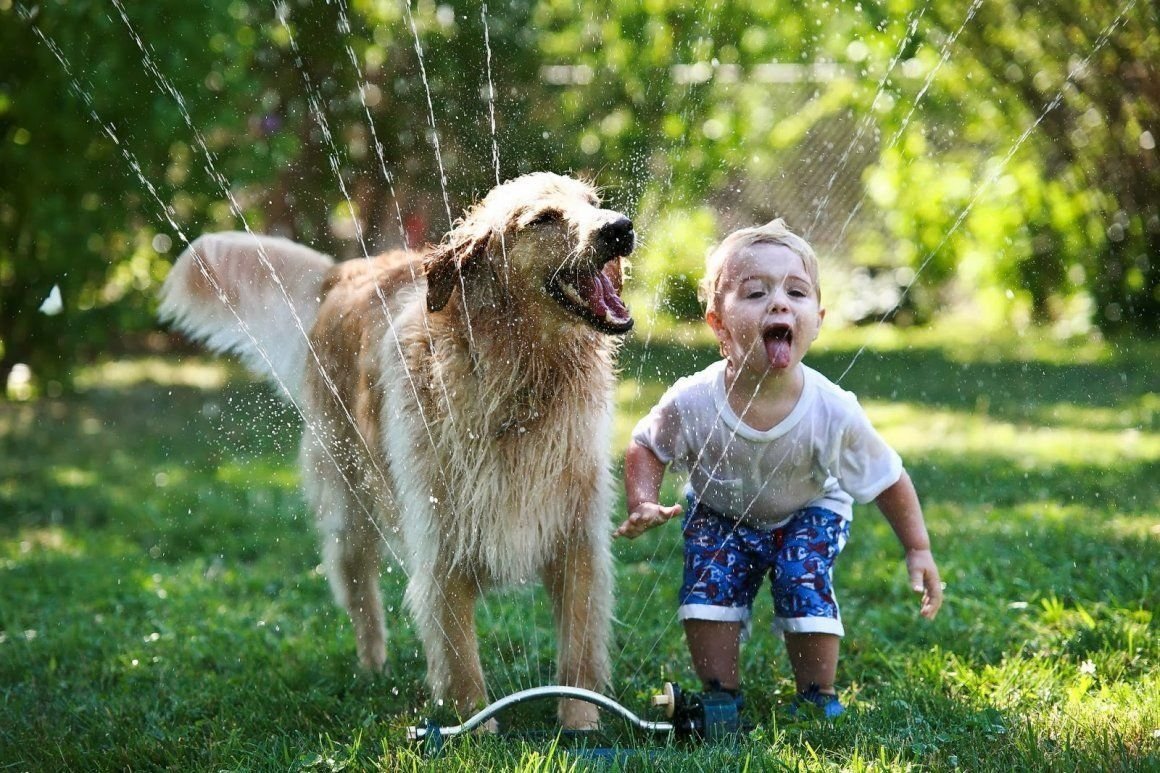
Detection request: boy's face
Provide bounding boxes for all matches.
[706,242,825,376]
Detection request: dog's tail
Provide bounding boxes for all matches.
[158,232,334,403]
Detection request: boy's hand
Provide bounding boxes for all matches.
[906,548,943,619]
[614,502,683,539]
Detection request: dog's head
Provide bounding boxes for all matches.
[424,173,634,335]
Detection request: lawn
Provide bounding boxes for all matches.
[1,327,1157,770]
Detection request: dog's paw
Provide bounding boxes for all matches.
[357,646,389,674]
[473,718,500,734]
[559,698,601,731]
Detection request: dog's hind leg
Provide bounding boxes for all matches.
[406,568,489,720]
[543,526,613,730]
[303,446,388,672]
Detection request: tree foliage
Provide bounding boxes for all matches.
[923,0,1160,331]
[2,0,1156,392]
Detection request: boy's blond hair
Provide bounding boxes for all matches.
[698,219,821,317]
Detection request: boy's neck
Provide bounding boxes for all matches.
[723,361,804,432]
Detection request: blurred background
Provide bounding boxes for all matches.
[1,0,1157,393]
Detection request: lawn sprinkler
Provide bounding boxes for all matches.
[407,682,741,756]
[650,681,742,741]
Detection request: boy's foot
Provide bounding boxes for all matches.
[788,685,845,720]
[698,681,753,737]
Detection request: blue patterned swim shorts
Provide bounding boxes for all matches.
[678,500,850,637]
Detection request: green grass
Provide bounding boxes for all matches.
[2,327,1158,770]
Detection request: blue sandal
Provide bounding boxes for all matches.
[789,684,845,719]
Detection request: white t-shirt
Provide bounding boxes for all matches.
[632,360,903,528]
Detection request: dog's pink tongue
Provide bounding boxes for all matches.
[765,336,792,368]
[578,270,630,322]
[596,272,630,319]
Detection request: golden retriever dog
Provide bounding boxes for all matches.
[158,173,635,728]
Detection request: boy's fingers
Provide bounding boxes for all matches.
[614,512,656,539]
[922,573,943,618]
[907,563,943,619]
[615,504,682,540]
[909,568,925,593]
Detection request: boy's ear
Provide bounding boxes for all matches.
[706,309,731,347]
[705,309,723,338]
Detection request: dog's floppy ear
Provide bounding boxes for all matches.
[424,225,492,312]
[424,243,459,313]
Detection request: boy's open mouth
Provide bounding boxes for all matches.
[763,324,793,368]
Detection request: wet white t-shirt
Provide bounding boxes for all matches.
[632,360,902,528]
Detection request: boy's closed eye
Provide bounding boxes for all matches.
[737,276,812,300]
[738,280,767,299]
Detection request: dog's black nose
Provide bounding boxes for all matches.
[597,216,635,257]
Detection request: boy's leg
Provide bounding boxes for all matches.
[766,508,849,697]
[678,501,762,692]
[683,619,743,691]
[784,632,839,694]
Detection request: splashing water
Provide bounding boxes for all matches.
[18,0,1142,717]
[833,0,1137,384]
[612,0,1140,692]
[401,2,453,230]
[806,6,928,241]
[46,0,477,674]
[336,0,412,251]
[482,3,502,188]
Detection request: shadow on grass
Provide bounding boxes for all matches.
[614,501,1158,667]
[3,345,1158,770]
[0,382,304,553]
[908,455,1159,511]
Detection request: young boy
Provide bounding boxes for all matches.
[615,219,942,718]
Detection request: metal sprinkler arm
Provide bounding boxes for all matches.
[406,685,676,741]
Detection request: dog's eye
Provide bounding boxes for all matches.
[527,210,559,227]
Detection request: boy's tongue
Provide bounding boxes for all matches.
[765,332,793,368]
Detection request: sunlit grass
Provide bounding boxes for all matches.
[2,326,1158,770]
[813,318,1125,365]
[73,355,236,391]
[867,401,1160,466]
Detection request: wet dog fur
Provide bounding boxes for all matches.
[158,173,635,728]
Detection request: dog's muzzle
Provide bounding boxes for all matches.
[548,217,635,335]
[596,216,635,259]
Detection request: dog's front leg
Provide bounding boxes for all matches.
[543,525,613,730]
[407,568,488,720]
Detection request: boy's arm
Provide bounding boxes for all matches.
[614,441,684,539]
[874,469,943,619]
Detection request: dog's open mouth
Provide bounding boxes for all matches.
[549,263,634,334]
[763,324,794,368]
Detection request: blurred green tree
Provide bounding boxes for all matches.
[1,2,276,390]
[3,0,1155,394]
[859,0,1158,333]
